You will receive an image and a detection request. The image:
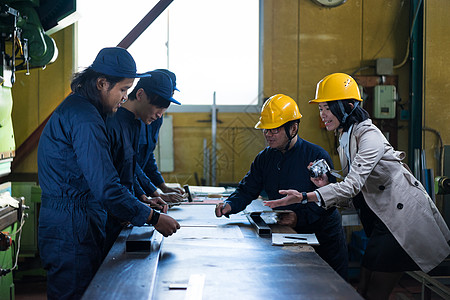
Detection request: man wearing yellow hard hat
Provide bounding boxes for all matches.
[215,94,348,280]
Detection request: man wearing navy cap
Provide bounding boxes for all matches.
[37,48,180,300]
[104,69,182,254]
[134,70,185,205]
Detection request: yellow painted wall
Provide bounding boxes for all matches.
[423,0,450,175]
[11,25,74,173]
[263,0,411,168]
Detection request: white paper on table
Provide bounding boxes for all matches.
[272,233,320,246]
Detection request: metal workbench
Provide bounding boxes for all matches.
[83,203,362,300]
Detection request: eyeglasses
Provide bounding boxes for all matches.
[263,127,281,135]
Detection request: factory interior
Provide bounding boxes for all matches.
[1,0,450,299]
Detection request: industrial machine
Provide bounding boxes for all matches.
[0,0,76,176]
[0,2,76,299]
[436,176,450,195]
[0,182,27,299]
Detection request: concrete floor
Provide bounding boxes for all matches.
[15,279,46,300]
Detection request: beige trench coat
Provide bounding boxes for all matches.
[317,119,450,273]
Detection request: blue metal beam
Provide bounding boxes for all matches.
[408,0,423,174]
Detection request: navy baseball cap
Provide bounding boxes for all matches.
[90,47,151,78]
[136,70,181,105]
[153,69,180,91]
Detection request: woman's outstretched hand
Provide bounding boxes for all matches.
[263,189,303,208]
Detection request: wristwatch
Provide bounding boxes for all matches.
[301,192,308,204]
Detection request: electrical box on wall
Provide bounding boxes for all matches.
[376,58,394,75]
[373,85,397,119]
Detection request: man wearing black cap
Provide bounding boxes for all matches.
[134,69,185,205]
[37,48,180,300]
[104,69,182,254]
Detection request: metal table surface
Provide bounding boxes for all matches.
[83,203,362,300]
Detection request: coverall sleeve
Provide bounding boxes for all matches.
[133,173,145,198]
[135,163,158,195]
[225,155,264,214]
[143,152,165,187]
[72,119,151,225]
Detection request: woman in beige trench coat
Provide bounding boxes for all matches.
[265,73,450,300]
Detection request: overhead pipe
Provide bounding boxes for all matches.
[117,0,174,49]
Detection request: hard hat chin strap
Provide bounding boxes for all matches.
[283,123,298,151]
[338,101,359,124]
[284,132,292,151]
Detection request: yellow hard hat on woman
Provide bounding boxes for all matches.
[309,73,362,103]
[255,94,302,129]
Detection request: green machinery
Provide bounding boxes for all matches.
[0,182,27,299]
[0,0,76,176]
[1,2,76,299]
[435,176,450,195]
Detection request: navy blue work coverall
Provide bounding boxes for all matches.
[37,94,152,300]
[224,138,348,279]
[134,118,164,196]
[104,107,142,255]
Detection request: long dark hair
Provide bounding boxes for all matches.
[70,68,123,107]
[328,99,369,132]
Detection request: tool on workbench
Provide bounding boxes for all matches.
[271,233,319,246]
[125,226,155,252]
[247,213,272,237]
[244,199,273,236]
[183,185,193,202]
[243,199,292,237]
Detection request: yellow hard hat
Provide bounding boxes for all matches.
[309,73,363,103]
[255,94,302,129]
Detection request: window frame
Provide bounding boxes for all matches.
[75,0,264,112]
